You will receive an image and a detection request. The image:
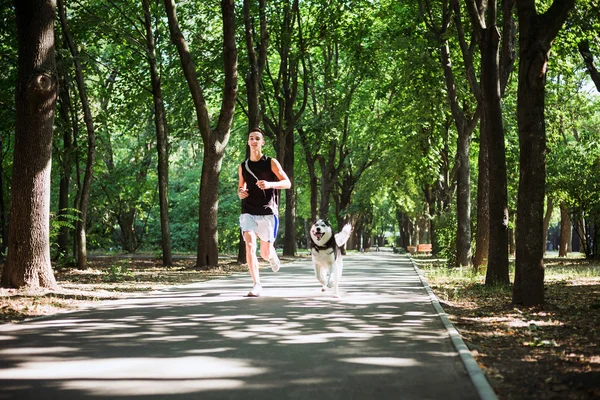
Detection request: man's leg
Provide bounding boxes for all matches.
[244,231,262,296]
[260,241,280,272]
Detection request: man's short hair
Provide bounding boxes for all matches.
[248,127,265,136]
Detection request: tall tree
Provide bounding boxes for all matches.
[142,0,172,266]
[422,0,479,267]
[55,45,76,259]
[262,0,307,256]
[462,0,516,284]
[237,0,269,264]
[57,0,97,270]
[242,0,268,129]
[163,0,238,268]
[513,0,575,306]
[2,0,58,289]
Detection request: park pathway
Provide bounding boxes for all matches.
[0,253,490,400]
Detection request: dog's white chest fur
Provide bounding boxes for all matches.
[311,247,337,268]
[309,220,351,298]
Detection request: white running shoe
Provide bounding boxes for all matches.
[269,255,280,273]
[247,283,262,297]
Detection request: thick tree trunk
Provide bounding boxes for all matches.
[58,0,96,270]
[142,0,172,266]
[3,1,58,289]
[461,0,515,276]
[482,26,510,286]
[513,0,574,306]
[197,148,222,267]
[197,0,237,268]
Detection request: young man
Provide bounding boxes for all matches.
[238,128,291,297]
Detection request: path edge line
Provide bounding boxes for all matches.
[409,256,499,400]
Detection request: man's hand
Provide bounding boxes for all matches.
[238,187,249,199]
[256,180,271,190]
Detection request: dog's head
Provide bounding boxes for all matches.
[310,219,333,247]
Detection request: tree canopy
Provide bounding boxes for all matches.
[1,0,599,305]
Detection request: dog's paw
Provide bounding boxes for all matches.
[321,286,327,292]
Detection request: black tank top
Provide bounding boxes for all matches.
[241,155,280,216]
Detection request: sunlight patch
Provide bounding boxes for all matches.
[62,379,246,395]
[0,356,268,380]
[0,347,78,356]
[341,357,421,367]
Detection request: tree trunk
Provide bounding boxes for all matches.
[2,0,58,289]
[508,225,516,257]
[117,210,137,252]
[283,128,296,256]
[142,0,172,266]
[456,126,472,267]
[436,27,476,267]
[197,148,222,267]
[513,0,574,306]
[482,25,510,286]
[298,127,318,222]
[473,133,489,269]
[543,197,553,253]
[578,40,600,92]
[559,204,571,257]
[243,0,268,129]
[263,0,307,256]
[56,55,74,259]
[0,137,6,260]
[58,0,96,270]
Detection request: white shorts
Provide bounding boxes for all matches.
[239,214,278,243]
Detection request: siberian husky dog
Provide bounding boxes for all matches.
[309,219,352,297]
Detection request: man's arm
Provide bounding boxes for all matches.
[238,164,249,199]
[256,158,291,190]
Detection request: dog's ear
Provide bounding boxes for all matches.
[323,220,331,227]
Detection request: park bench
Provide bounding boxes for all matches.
[416,243,432,254]
[407,246,417,254]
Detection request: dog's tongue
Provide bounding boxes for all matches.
[315,232,324,241]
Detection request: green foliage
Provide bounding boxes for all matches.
[2,0,599,264]
[49,208,81,257]
[433,208,458,268]
[104,260,134,283]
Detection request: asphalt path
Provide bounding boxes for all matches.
[0,252,484,400]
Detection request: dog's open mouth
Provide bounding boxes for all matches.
[313,232,325,241]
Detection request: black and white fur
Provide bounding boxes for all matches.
[309,219,352,297]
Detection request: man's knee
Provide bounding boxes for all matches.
[244,232,257,249]
[260,244,272,260]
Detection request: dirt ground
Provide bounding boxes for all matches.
[1,254,599,400]
[418,256,600,400]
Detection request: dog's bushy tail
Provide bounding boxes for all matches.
[335,223,352,247]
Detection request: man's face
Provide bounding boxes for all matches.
[248,132,264,148]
